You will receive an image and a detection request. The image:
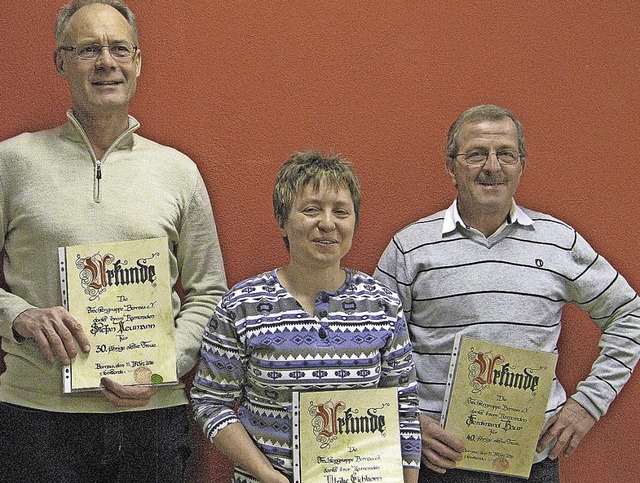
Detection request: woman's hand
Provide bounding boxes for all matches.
[213,422,291,482]
[255,469,290,483]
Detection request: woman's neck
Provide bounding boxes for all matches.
[277,263,346,314]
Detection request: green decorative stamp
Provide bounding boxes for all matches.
[151,373,164,384]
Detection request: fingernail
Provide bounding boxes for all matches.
[84,345,91,352]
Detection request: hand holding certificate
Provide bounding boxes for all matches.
[58,237,177,393]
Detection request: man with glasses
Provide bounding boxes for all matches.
[0,1,227,481]
[374,104,640,483]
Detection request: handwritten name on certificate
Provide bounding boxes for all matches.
[59,237,177,393]
[293,387,404,483]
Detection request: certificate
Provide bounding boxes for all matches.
[292,387,404,483]
[441,335,558,478]
[59,237,177,393]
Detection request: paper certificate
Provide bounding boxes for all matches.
[441,335,558,478]
[292,387,404,483]
[59,237,177,393]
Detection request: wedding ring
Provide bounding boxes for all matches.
[46,330,56,339]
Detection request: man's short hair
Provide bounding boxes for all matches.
[55,0,138,46]
[445,104,527,163]
[273,149,361,249]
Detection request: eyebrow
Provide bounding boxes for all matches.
[71,35,133,44]
[466,143,517,151]
[298,197,353,205]
[296,195,354,206]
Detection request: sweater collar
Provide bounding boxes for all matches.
[61,109,140,154]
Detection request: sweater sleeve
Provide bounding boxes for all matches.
[191,295,244,442]
[173,173,227,377]
[374,236,413,322]
[0,149,36,341]
[378,298,421,469]
[567,232,640,419]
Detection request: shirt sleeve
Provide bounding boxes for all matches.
[174,174,227,377]
[566,232,640,419]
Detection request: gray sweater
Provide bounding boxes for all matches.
[375,201,640,453]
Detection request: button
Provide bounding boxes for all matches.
[319,328,327,339]
[319,310,328,318]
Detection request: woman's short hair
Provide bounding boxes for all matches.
[273,149,361,246]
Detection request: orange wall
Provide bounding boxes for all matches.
[1,1,639,482]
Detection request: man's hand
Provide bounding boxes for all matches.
[537,398,596,459]
[100,377,156,408]
[12,307,90,365]
[419,413,465,474]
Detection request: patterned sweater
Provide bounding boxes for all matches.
[191,269,421,481]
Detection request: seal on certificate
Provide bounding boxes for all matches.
[134,366,153,384]
[492,457,510,473]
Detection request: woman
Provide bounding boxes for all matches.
[191,150,420,482]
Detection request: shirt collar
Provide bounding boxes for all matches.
[442,199,533,235]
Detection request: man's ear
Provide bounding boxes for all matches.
[446,158,458,187]
[54,50,65,76]
[134,49,142,78]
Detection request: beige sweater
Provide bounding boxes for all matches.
[0,111,227,412]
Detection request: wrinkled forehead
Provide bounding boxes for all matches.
[457,118,518,148]
[61,4,135,45]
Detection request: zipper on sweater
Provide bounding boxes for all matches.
[94,159,102,203]
[65,110,141,204]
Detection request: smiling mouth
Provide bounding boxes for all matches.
[314,239,337,245]
[477,177,507,186]
[92,81,123,86]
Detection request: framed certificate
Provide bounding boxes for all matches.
[59,237,177,393]
[441,335,558,478]
[293,387,404,483]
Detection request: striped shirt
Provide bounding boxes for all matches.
[374,200,640,456]
[191,269,421,481]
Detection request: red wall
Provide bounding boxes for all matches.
[1,1,639,481]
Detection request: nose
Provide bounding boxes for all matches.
[483,152,502,172]
[95,46,117,66]
[318,211,336,232]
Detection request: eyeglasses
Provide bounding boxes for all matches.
[58,41,138,60]
[454,150,521,166]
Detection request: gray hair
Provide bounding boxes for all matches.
[55,0,138,46]
[445,104,527,163]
